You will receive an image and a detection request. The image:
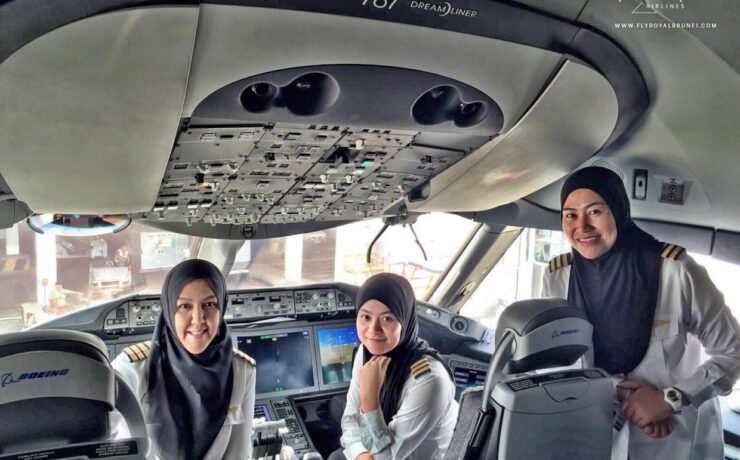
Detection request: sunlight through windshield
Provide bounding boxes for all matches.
[226,214,478,299]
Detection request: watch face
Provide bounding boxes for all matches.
[667,389,680,402]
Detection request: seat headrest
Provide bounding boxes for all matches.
[494,298,593,374]
[0,329,109,363]
[0,329,115,454]
[494,298,586,343]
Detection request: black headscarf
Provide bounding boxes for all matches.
[560,167,664,374]
[146,259,234,460]
[356,273,454,424]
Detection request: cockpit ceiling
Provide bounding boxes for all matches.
[0,2,647,236]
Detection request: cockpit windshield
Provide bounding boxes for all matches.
[0,213,476,333]
[227,214,477,295]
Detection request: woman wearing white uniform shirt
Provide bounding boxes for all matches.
[334,273,458,460]
[112,259,255,460]
[542,166,740,460]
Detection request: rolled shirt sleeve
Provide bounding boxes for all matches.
[359,408,393,454]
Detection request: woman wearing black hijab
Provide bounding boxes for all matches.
[112,259,255,459]
[337,273,458,460]
[542,166,740,460]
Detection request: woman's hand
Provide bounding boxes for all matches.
[618,380,673,428]
[641,417,674,438]
[359,356,391,414]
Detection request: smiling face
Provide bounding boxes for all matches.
[356,299,403,356]
[562,188,618,260]
[174,279,221,355]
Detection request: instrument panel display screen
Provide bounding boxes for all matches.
[453,366,487,400]
[254,403,272,421]
[237,330,315,396]
[317,326,361,386]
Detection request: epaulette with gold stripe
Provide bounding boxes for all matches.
[548,253,572,273]
[661,243,686,261]
[123,341,151,363]
[233,348,256,367]
[410,357,431,380]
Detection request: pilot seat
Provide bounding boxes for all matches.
[444,298,615,460]
[0,329,149,459]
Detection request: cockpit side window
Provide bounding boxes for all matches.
[459,228,570,329]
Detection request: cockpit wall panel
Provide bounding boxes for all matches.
[406,59,619,213]
[0,7,198,214]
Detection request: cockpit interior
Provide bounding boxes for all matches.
[0,0,739,458]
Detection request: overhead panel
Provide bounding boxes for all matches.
[141,63,504,228]
[145,124,470,227]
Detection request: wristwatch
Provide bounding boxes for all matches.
[663,387,685,414]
